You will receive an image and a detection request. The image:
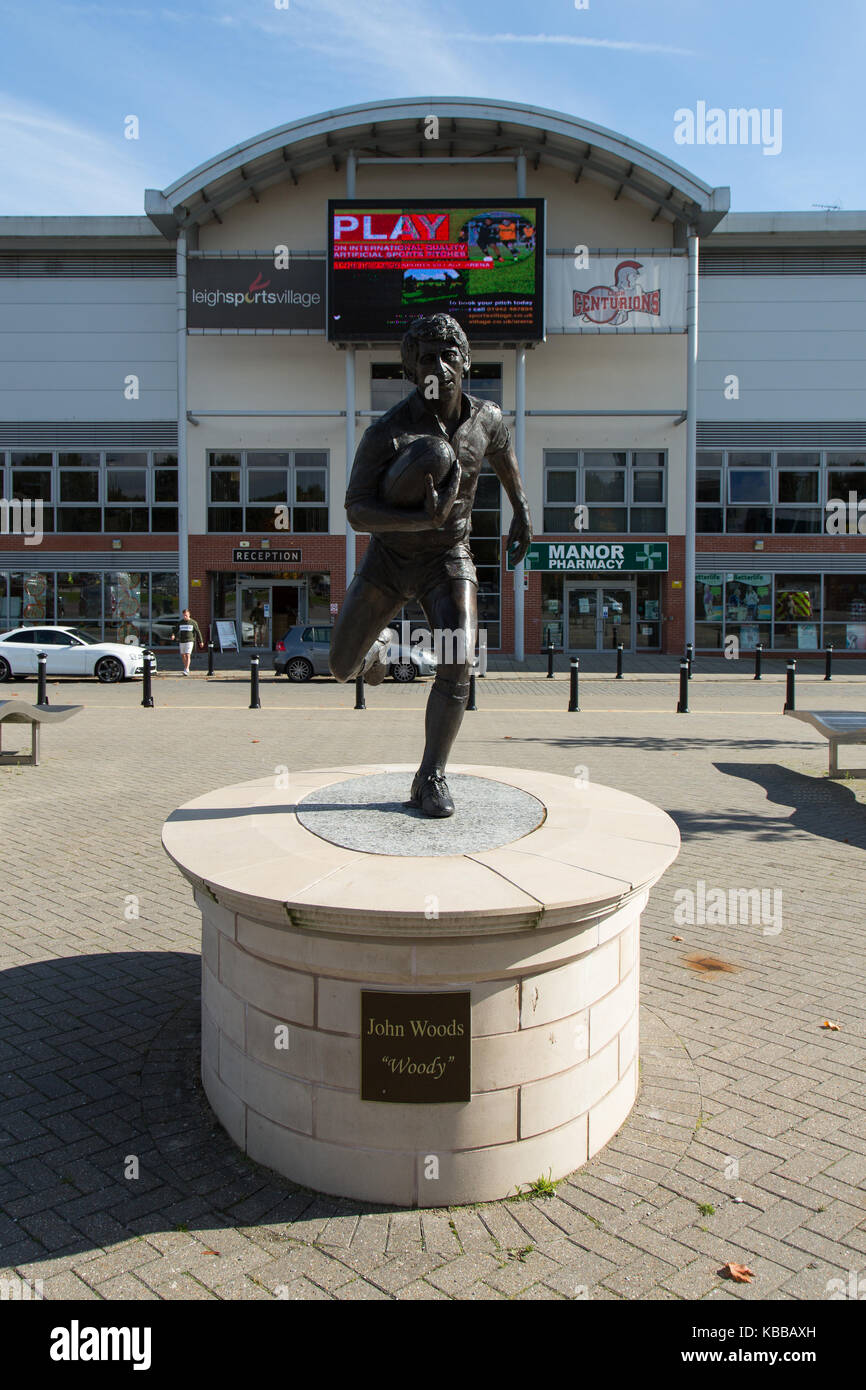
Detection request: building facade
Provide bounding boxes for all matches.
[2,98,864,657]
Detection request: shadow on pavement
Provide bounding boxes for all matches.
[491,734,811,753]
[0,951,387,1269]
[668,762,866,850]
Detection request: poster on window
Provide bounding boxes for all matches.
[739,625,760,652]
[846,624,866,651]
[776,589,812,621]
[797,624,818,650]
[22,574,47,620]
[727,574,771,623]
[697,574,723,621]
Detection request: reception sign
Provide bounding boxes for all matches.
[547,254,686,333]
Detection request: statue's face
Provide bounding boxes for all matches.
[413,337,466,399]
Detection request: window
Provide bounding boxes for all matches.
[371,364,414,413]
[697,450,828,534]
[0,570,180,645]
[370,362,502,411]
[827,451,866,510]
[543,451,667,533]
[207,450,328,533]
[1,450,177,533]
[468,363,503,405]
[824,574,866,650]
[469,464,502,649]
[775,574,820,650]
[10,454,54,533]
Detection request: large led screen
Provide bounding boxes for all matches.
[328,199,545,342]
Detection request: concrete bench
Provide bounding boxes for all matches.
[785,709,866,778]
[0,701,83,767]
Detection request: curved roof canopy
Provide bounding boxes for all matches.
[145,97,729,240]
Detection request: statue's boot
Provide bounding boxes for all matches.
[408,770,455,819]
[361,628,392,686]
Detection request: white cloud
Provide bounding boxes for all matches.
[0,96,149,214]
[451,32,697,56]
[282,0,483,88]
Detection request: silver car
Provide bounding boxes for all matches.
[274,624,437,683]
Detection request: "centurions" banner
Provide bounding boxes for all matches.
[546,254,686,334]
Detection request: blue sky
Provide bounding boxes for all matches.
[0,0,863,215]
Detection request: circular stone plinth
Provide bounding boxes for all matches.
[163,766,681,1207]
[296,772,545,856]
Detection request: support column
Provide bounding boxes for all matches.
[345,347,356,591]
[344,151,357,594]
[513,150,528,662]
[176,230,189,611]
[684,230,699,650]
[514,348,526,661]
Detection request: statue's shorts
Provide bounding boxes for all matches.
[356,537,477,607]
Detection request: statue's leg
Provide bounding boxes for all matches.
[413,578,477,795]
[329,576,401,683]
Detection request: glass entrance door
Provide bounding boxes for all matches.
[600,587,633,650]
[566,584,635,652]
[271,582,304,646]
[567,587,598,650]
[239,584,270,648]
[237,580,306,649]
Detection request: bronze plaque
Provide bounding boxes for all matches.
[361,991,471,1103]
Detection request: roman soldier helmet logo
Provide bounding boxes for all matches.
[573,258,661,326]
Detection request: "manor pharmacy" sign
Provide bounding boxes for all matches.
[508,542,669,572]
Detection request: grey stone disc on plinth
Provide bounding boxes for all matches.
[296,773,545,856]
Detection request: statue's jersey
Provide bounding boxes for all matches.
[345,389,511,563]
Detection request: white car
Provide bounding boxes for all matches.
[0,626,155,683]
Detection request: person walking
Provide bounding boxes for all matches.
[171,608,204,675]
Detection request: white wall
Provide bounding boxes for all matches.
[0,277,176,420]
[697,275,866,421]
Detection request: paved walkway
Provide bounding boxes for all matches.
[0,673,864,1300]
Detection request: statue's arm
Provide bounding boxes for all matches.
[345,428,459,535]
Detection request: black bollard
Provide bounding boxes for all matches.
[568,657,580,712]
[467,673,477,711]
[677,659,689,713]
[207,641,215,677]
[686,642,694,680]
[754,643,763,681]
[616,643,624,680]
[546,642,555,679]
[249,655,261,709]
[141,651,154,708]
[824,645,833,682]
[784,659,796,712]
[36,651,48,706]
[354,672,365,710]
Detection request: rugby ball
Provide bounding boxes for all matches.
[381,436,455,508]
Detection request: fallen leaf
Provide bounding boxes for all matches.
[202,1249,220,1256]
[671,935,684,942]
[718,1262,754,1283]
[821,1020,842,1030]
[251,739,260,743]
